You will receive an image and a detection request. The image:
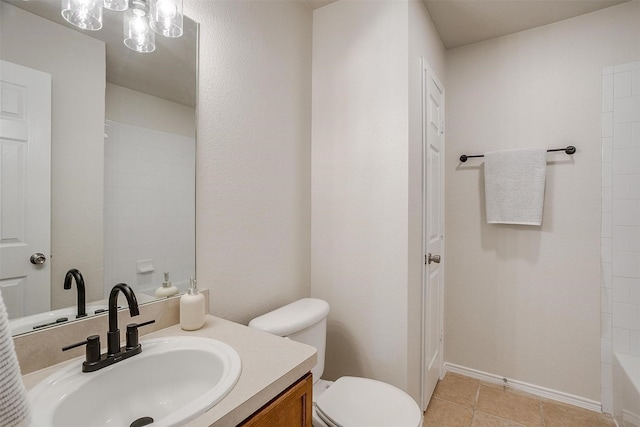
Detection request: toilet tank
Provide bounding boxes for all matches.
[248,298,330,382]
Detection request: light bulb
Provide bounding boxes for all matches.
[131,15,147,35]
[75,0,94,8]
[156,0,176,18]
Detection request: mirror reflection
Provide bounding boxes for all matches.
[0,0,197,336]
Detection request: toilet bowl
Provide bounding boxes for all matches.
[312,377,422,427]
[248,298,423,427]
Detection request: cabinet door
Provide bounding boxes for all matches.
[240,373,312,427]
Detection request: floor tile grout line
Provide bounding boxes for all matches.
[478,381,545,427]
[474,390,532,427]
[470,382,480,427]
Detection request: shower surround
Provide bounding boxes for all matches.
[103,120,196,298]
[601,60,640,420]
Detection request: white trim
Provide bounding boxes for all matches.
[419,56,427,411]
[622,409,640,427]
[444,363,603,413]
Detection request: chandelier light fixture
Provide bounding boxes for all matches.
[61,0,183,53]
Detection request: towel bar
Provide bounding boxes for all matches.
[459,146,576,163]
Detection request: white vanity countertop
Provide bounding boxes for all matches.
[22,315,317,427]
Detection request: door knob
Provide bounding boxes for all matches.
[427,253,441,264]
[30,253,47,265]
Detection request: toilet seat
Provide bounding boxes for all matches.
[314,376,423,427]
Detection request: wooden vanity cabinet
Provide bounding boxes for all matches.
[239,372,313,427]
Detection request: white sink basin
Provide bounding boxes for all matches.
[28,336,242,427]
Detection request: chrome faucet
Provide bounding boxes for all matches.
[64,269,87,318]
[62,283,155,372]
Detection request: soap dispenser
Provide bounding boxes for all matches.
[155,272,179,298]
[180,277,205,331]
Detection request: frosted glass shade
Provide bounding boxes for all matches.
[61,0,103,30]
[123,8,156,53]
[149,0,183,38]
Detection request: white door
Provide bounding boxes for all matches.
[421,61,445,410]
[0,60,51,319]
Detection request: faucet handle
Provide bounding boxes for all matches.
[62,335,101,363]
[125,320,156,350]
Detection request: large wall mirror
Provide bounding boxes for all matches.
[0,0,198,336]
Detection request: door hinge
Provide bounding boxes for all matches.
[441,120,445,135]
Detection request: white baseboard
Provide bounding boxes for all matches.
[622,409,640,427]
[444,363,602,413]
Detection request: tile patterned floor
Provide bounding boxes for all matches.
[423,373,616,427]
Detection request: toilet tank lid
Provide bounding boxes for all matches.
[248,298,330,336]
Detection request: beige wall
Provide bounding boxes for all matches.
[0,3,105,310]
[312,0,409,389]
[186,0,445,405]
[445,1,640,401]
[184,0,312,325]
[312,0,445,403]
[105,83,195,138]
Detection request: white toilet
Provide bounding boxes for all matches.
[248,298,423,427]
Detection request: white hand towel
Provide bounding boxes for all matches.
[0,290,30,427]
[484,148,547,226]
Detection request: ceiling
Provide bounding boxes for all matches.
[423,0,631,49]
[7,0,632,104]
[308,0,632,49]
